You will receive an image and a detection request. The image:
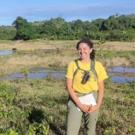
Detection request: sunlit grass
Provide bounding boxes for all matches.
[0,79,135,134]
[0,40,135,77]
[0,40,135,134]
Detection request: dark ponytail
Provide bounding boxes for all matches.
[76,38,95,60]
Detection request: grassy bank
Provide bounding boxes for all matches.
[0,40,135,76]
[0,40,135,134]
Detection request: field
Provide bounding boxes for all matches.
[0,40,135,135]
[0,40,135,75]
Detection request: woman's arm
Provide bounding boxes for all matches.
[97,80,104,107]
[66,78,90,112]
[89,80,104,112]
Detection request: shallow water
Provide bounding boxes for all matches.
[0,67,135,83]
[109,66,135,83]
[109,66,135,73]
[0,50,13,56]
[1,69,65,81]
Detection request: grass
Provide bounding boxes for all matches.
[0,40,135,134]
[0,79,68,134]
[0,40,77,51]
[99,81,135,135]
[0,40,135,76]
[0,79,135,135]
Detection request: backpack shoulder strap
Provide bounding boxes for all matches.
[73,59,86,82]
[74,59,86,72]
[73,59,98,82]
[90,60,98,80]
[74,59,80,69]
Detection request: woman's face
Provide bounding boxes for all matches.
[78,43,92,61]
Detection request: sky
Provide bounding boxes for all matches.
[0,0,135,26]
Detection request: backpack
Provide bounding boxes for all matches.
[73,59,97,84]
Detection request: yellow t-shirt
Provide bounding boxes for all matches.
[66,60,108,93]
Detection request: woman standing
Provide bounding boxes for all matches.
[66,38,108,135]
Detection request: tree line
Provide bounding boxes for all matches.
[0,14,135,41]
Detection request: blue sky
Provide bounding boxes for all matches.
[0,0,135,26]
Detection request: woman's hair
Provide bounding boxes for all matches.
[76,38,95,60]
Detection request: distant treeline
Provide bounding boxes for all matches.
[1,14,135,41]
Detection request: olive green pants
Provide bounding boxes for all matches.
[66,95,98,135]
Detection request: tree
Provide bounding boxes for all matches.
[13,16,32,40]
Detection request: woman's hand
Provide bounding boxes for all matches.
[79,104,92,113]
[88,105,99,113]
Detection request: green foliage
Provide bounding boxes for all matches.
[28,123,49,135]
[104,127,116,135]
[1,14,135,41]
[20,68,29,79]
[0,83,29,134]
[0,80,66,134]
[0,79,135,134]
[128,126,135,134]
[99,82,135,135]
[3,129,18,135]
[12,16,39,40]
[0,26,16,40]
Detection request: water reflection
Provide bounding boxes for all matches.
[1,69,65,81]
[0,67,135,83]
[109,66,135,83]
[0,50,13,56]
[28,71,65,79]
[109,66,135,73]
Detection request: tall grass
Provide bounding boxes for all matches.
[0,40,135,134]
[0,79,135,135]
[0,44,135,76]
